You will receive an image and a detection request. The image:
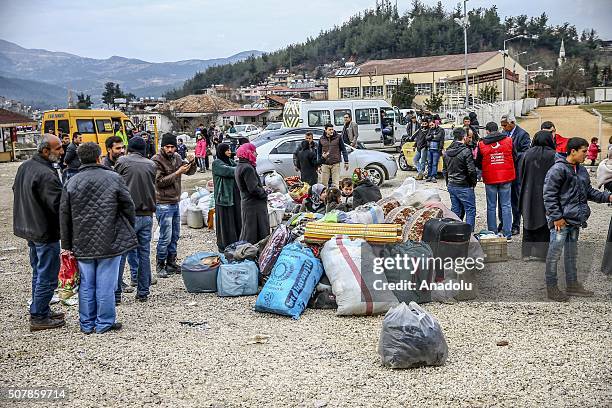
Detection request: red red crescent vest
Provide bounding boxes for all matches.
[478,136,515,185]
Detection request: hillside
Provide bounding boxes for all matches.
[0,39,263,101]
[169,0,609,99]
[0,76,66,109]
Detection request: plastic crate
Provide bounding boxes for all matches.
[479,237,508,263]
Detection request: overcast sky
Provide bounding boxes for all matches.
[1,0,610,62]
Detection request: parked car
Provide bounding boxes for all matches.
[264,122,282,131]
[253,128,397,186]
[234,124,261,139]
[398,124,454,171]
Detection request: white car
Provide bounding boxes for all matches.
[234,124,261,140]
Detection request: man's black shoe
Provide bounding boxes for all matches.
[30,317,65,332]
[166,254,181,274]
[135,295,148,302]
[511,228,520,236]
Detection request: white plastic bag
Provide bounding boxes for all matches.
[190,187,208,203]
[179,196,192,225]
[265,171,288,193]
[403,189,441,209]
[390,177,417,204]
[321,236,397,316]
[347,203,385,224]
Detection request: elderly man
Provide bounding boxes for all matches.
[500,114,531,235]
[13,134,65,331]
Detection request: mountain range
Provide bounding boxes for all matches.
[0,39,262,108]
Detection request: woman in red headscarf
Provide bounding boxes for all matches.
[234,143,270,243]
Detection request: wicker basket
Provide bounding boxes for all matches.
[479,237,508,263]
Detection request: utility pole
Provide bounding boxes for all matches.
[454,1,470,109]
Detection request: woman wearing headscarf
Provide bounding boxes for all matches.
[234,142,269,244]
[299,183,327,214]
[597,147,612,275]
[212,143,242,251]
[352,167,382,207]
[518,130,557,261]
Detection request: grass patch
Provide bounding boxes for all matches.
[580,103,612,124]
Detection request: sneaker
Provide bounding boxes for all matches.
[506,237,513,243]
[511,228,520,236]
[566,282,594,297]
[430,178,437,183]
[30,317,65,332]
[415,173,424,181]
[122,286,135,294]
[135,295,148,302]
[547,285,569,302]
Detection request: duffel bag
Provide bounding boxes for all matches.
[380,241,434,304]
[217,260,259,297]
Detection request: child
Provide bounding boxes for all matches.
[340,177,354,210]
[325,187,349,213]
[543,137,612,301]
[194,133,207,172]
[177,138,188,160]
[351,168,382,207]
[299,183,327,214]
[587,137,600,166]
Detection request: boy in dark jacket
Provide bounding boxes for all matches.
[425,121,445,182]
[60,142,137,334]
[340,178,354,210]
[352,168,382,207]
[543,137,612,301]
[412,117,430,180]
[443,127,478,230]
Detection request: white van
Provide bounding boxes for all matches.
[282,99,404,150]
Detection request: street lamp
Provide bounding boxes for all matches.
[525,61,540,99]
[512,51,527,100]
[501,34,538,101]
[454,0,469,109]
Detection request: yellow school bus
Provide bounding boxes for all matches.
[41,109,157,155]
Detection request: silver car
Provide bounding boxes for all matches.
[253,128,398,186]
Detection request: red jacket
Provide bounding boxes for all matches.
[554,133,568,154]
[195,139,207,157]
[477,134,515,185]
[587,142,600,161]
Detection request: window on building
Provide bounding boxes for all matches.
[333,109,351,126]
[355,108,379,125]
[386,85,398,99]
[362,86,384,98]
[96,119,113,134]
[414,83,433,95]
[76,119,95,134]
[436,81,459,94]
[307,110,331,127]
[340,87,360,99]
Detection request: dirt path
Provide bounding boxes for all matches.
[519,105,612,155]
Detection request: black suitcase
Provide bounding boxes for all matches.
[422,218,472,281]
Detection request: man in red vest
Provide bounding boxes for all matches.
[476,122,517,241]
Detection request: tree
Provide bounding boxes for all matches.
[76,93,93,109]
[391,78,416,108]
[545,59,587,104]
[479,84,500,102]
[424,92,444,112]
[102,82,127,108]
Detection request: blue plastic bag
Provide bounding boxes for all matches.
[254,243,323,319]
[217,260,259,297]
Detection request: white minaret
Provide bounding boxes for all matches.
[557,38,566,66]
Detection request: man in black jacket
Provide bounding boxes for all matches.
[101,136,125,169]
[412,117,430,180]
[115,136,157,301]
[425,120,445,182]
[62,132,82,183]
[443,127,478,230]
[293,132,318,186]
[60,142,137,334]
[543,137,612,302]
[13,134,66,332]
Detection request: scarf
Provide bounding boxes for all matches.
[236,142,257,166]
[309,183,326,207]
[216,143,232,165]
[352,167,368,185]
[531,130,556,160]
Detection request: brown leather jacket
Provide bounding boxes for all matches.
[152,152,196,204]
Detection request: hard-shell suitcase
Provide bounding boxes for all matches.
[422,218,471,281]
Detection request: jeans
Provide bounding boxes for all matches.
[485,183,512,238]
[78,255,122,333]
[28,241,60,319]
[319,163,340,187]
[448,186,476,231]
[414,147,428,174]
[126,215,153,297]
[427,149,440,178]
[114,255,127,303]
[545,226,579,287]
[156,203,180,261]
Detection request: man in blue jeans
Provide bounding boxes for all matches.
[152,134,196,278]
[60,142,137,334]
[411,117,430,180]
[115,136,157,301]
[13,134,66,331]
[443,127,478,230]
[543,137,612,301]
[425,120,445,183]
[476,122,517,241]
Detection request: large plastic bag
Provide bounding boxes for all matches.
[380,242,433,304]
[58,250,79,300]
[190,187,209,203]
[255,243,323,319]
[403,189,441,209]
[390,177,417,204]
[378,302,448,369]
[347,203,385,224]
[217,260,259,297]
[321,236,397,316]
[265,171,288,193]
[259,225,291,282]
[179,195,192,225]
[268,192,289,209]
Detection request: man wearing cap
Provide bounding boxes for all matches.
[151,133,196,278]
[115,136,157,300]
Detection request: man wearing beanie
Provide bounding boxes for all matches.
[115,136,158,300]
[151,133,196,278]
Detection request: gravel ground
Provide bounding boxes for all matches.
[0,161,611,407]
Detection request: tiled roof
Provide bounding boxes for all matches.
[0,108,36,126]
[156,94,240,113]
